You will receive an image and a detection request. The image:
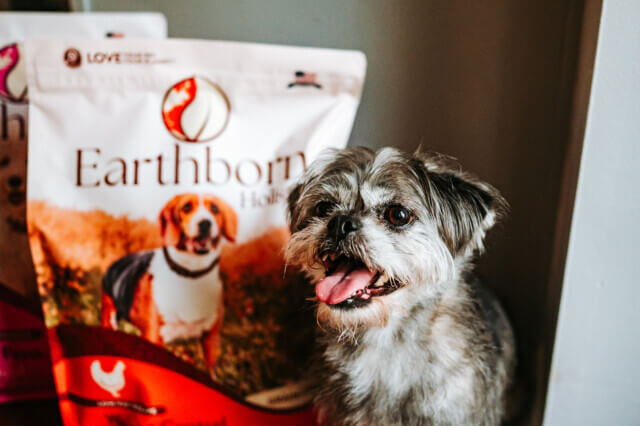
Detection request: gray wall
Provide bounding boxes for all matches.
[75,1,586,422]
[544,0,640,424]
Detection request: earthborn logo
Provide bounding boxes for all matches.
[0,43,28,103]
[162,77,231,143]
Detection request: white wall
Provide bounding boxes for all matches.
[544,1,640,424]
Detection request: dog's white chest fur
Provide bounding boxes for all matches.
[337,317,428,400]
[148,248,222,343]
[322,302,489,425]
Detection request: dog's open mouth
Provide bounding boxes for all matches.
[316,253,400,308]
[192,236,211,254]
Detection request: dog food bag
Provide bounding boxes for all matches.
[25,38,365,425]
[0,12,167,404]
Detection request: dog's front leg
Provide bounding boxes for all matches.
[129,273,162,344]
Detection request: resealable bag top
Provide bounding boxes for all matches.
[25,38,365,424]
[0,12,166,404]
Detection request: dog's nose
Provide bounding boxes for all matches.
[328,215,361,241]
[198,220,212,235]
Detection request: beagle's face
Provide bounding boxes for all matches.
[160,193,238,255]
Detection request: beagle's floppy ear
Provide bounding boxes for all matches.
[159,195,183,246]
[212,197,238,242]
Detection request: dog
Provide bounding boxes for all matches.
[101,193,237,367]
[285,147,516,426]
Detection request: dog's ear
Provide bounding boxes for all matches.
[213,197,238,242]
[287,182,304,233]
[411,153,508,255]
[159,195,183,246]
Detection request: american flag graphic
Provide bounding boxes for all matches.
[288,71,322,89]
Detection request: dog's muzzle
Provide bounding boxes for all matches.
[327,215,360,243]
[316,252,401,309]
[190,219,216,254]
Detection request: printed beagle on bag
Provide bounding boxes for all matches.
[102,194,237,367]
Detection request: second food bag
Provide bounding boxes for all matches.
[0,11,166,404]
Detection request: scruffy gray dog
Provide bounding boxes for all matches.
[285,147,516,426]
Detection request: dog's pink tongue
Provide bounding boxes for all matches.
[316,266,376,305]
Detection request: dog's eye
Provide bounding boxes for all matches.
[384,205,413,227]
[209,204,219,214]
[314,201,335,218]
[181,202,193,213]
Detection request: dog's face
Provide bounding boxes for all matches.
[159,193,237,255]
[285,147,506,331]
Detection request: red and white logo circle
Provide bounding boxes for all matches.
[0,43,28,103]
[63,48,82,68]
[161,76,230,143]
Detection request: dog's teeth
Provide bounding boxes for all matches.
[321,253,328,262]
[373,272,388,287]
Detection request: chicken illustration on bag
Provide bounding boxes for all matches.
[90,360,126,398]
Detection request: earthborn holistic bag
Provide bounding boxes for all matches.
[25,38,365,424]
[0,12,166,404]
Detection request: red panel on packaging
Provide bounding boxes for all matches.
[0,285,55,403]
[48,325,316,425]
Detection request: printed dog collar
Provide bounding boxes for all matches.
[162,247,220,279]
